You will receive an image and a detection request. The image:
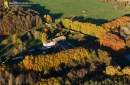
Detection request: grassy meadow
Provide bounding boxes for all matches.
[18,0,130,22]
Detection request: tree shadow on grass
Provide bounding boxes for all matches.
[0,35,9,42]
[20,33,28,42]
[82,18,108,26]
[124,14,130,17]
[0,44,6,50]
[68,16,108,26]
[16,0,63,20]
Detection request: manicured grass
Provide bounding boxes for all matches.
[23,0,130,21]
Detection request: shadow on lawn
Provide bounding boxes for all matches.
[16,0,63,20]
[124,14,130,17]
[67,34,98,47]
[69,16,108,25]
[0,35,9,42]
[82,18,108,26]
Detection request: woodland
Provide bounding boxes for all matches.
[0,0,130,85]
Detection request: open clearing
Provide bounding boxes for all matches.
[21,0,130,21]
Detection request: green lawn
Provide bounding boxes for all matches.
[20,0,130,21]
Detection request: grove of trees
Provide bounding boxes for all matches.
[99,33,126,55]
[0,6,43,35]
[19,47,91,72]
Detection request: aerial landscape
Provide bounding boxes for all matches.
[0,0,130,85]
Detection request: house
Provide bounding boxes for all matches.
[52,36,66,42]
[43,36,66,48]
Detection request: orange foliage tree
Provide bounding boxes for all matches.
[102,16,130,31]
[22,55,34,70]
[99,33,126,55]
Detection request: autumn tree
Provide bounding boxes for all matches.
[18,43,23,52]
[0,7,42,35]
[43,14,52,23]
[102,16,130,30]
[27,31,32,39]
[44,27,50,33]
[17,38,22,44]
[32,30,42,40]
[13,48,19,55]
[19,47,91,72]
[61,18,107,38]
[41,33,48,43]
[22,55,34,70]
[105,66,118,76]
[99,33,126,55]
[12,34,17,43]
[15,74,24,85]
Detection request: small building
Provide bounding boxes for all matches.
[43,36,66,48]
[43,40,56,47]
[52,36,66,42]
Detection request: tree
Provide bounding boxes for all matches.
[12,34,17,43]
[8,73,15,85]
[17,38,22,44]
[27,31,32,39]
[38,18,43,27]
[13,48,19,55]
[18,43,23,52]
[43,14,52,23]
[41,33,48,43]
[44,27,50,33]
[15,74,24,85]
[102,16,130,30]
[99,33,126,55]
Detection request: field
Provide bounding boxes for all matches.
[18,0,130,22]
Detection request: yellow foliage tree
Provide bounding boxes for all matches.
[4,0,9,9]
[61,19,107,38]
[12,34,17,43]
[105,66,123,76]
[105,66,117,76]
[43,14,52,23]
[41,33,48,43]
[122,67,130,76]
[19,47,91,72]
[22,55,34,70]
